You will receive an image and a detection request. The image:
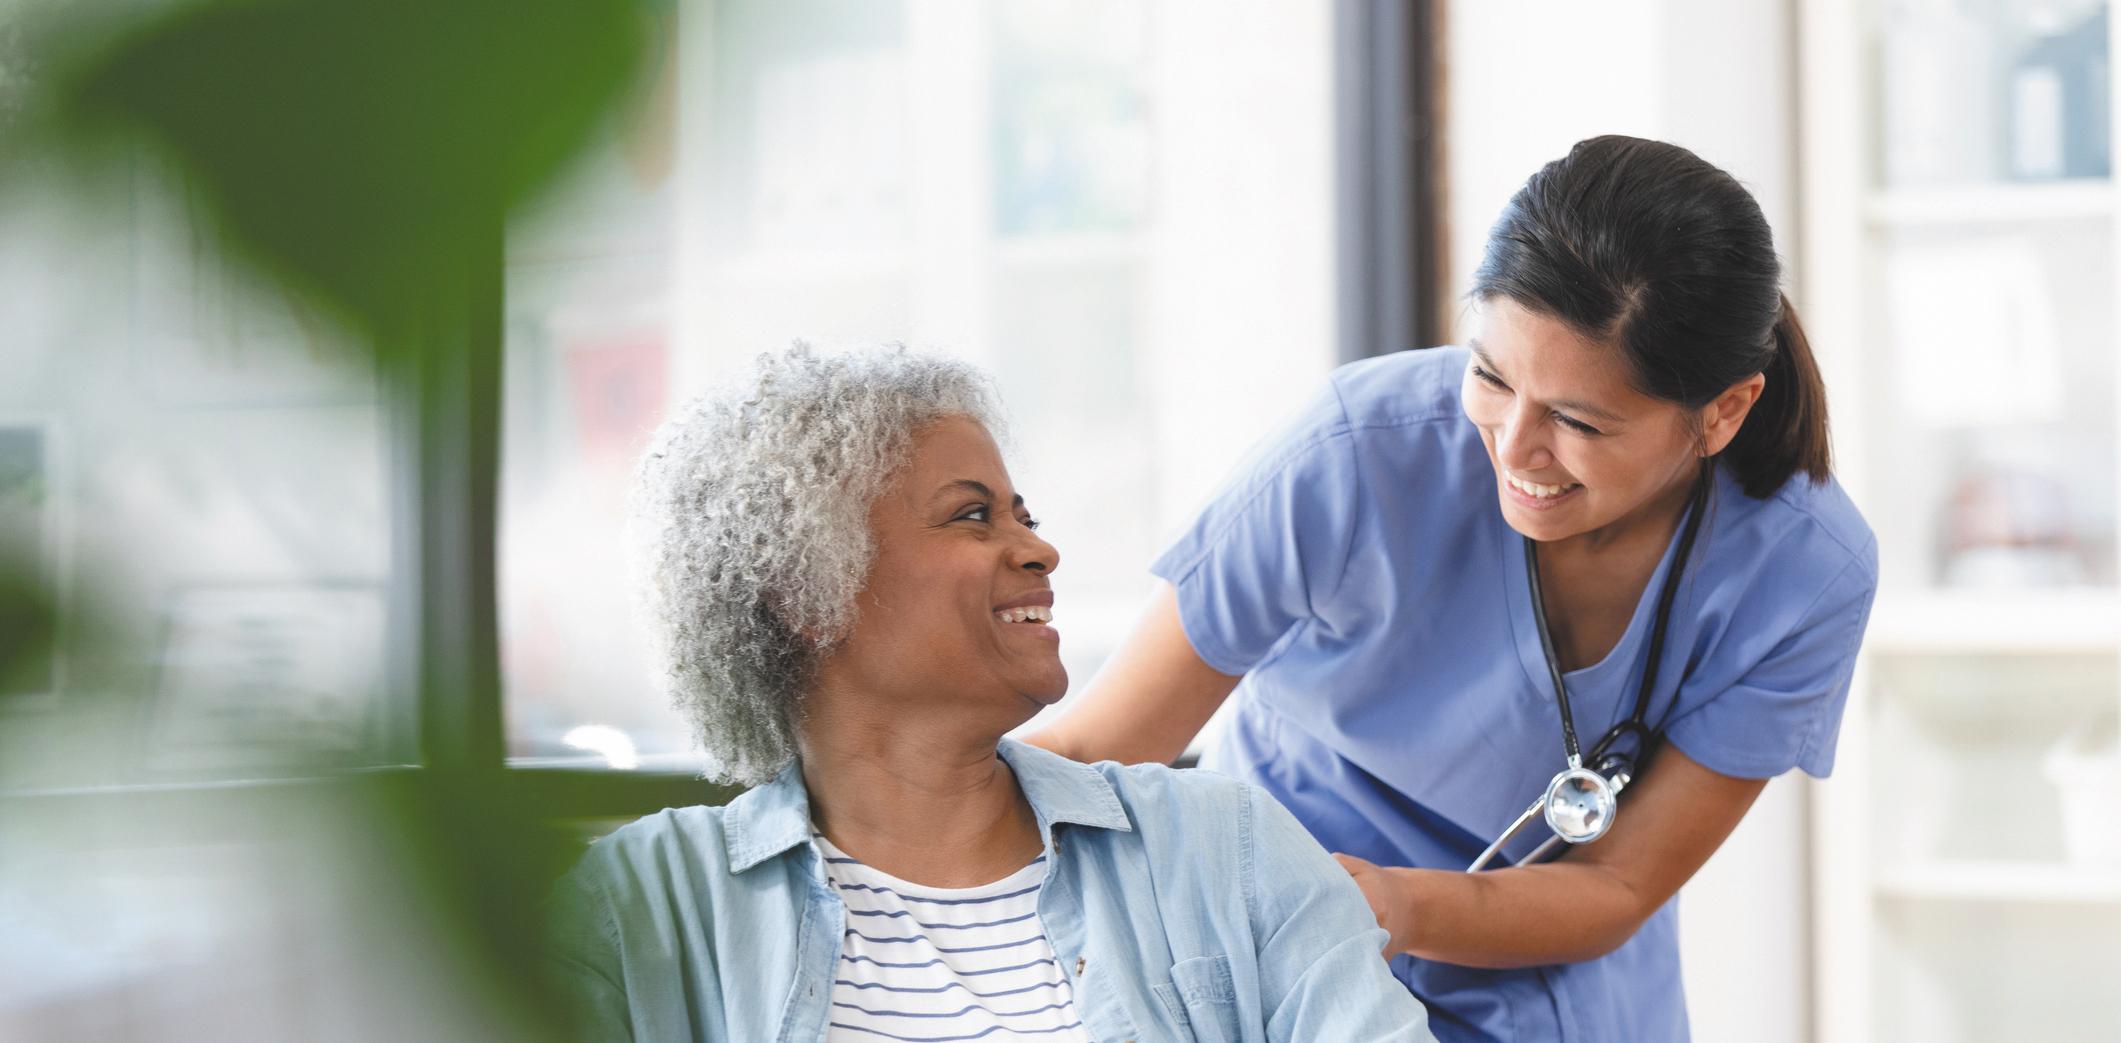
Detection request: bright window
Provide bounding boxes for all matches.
[500,0,1342,769]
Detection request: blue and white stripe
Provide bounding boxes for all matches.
[817,835,1094,1043]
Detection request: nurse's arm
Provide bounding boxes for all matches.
[1341,743,1766,969]
[1022,581,1241,765]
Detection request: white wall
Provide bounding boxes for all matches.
[1445,3,1810,1042]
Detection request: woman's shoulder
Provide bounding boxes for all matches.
[1002,739,1254,829]
[1081,761,1393,946]
[1318,348,1489,492]
[1772,471,1876,571]
[1182,347,1475,501]
[564,804,738,894]
[1094,758,1259,821]
[1719,465,1879,588]
[1327,345,1474,430]
[1082,758,1292,873]
[1247,347,1471,448]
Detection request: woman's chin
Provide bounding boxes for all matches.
[1027,672,1069,706]
[1500,495,1588,543]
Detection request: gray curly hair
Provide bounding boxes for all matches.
[630,344,1006,784]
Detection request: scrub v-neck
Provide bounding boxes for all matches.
[1496,488,1705,717]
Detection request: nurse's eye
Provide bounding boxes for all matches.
[1554,412,1603,436]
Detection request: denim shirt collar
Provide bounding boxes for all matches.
[722,738,1134,873]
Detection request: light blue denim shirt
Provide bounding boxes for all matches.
[546,739,1434,1042]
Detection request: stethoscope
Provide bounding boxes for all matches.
[1467,462,1712,873]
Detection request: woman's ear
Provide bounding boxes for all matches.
[1699,372,1766,457]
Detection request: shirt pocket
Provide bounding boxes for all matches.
[1152,954,1244,1043]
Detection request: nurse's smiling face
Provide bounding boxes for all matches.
[1460,297,1712,545]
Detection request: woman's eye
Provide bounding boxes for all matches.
[1022,517,1041,531]
[955,505,990,523]
[1554,413,1602,436]
[1471,365,1507,390]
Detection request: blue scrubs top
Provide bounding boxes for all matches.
[1151,346,1877,1043]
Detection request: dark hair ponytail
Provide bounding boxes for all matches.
[1472,135,1833,499]
[1721,293,1831,497]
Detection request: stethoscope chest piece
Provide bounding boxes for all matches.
[1542,765,1617,843]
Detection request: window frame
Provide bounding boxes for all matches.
[1337,0,1446,361]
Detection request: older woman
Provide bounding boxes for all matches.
[545,347,1432,1042]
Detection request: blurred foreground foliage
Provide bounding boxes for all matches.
[1,1,666,1038]
[0,555,54,699]
[14,0,647,349]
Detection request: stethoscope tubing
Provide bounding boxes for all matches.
[1466,461,1712,873]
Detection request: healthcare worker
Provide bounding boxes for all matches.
[1029,135,1877,1042]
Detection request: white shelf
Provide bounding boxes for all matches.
[1864,180,2112,227]
[1803,2,2121,1038]
[1877,861,2121,903]
[1864,589,2121,655]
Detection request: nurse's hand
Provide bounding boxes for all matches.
[1332,853,1416,956]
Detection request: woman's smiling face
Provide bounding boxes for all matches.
[819,415,1067,727]
[1459,297,1707,544]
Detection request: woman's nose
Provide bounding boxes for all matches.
[1494,409,1553,472]
[1013,525,1060,576]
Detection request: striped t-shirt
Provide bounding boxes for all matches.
[816,834,1095,1043]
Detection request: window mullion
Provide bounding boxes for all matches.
[1335,0,1443,360]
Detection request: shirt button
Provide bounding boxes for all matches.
[1074,956,1086,977]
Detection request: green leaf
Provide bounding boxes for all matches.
[38,0,648,348]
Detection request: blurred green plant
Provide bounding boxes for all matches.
[0,554,54,700]
[15,0,648,351]
[1,1,664,1037]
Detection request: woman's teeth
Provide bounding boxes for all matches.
[995,606,1053,624]
[1507,475,1581,499]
